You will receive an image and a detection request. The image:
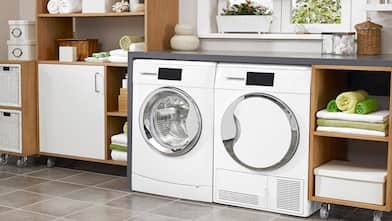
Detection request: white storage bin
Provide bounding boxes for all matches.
[8,20,35,41]
[0,65,21,107]
[7,40,36,61]
[315,160,387,205]
[82,0,117,13]
[0,109,22,153]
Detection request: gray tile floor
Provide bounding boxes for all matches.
[0,164,388,221]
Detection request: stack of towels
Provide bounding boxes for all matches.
[316,90,389,137]
[47,0,82,14]
[110,122,128,162]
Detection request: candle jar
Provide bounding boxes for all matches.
[332,32,356,56]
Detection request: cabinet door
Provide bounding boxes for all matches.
[39,64,105,160]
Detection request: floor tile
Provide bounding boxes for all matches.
[0,172,16,179]
[25,181,86,196]
[0,185,18,195]
[0,205,13,214]
[127,213,187,221]
[66,205,133,221]
[0,175,48,189]
[0,191,51,208]
[63,187,128,204]
[23,197,92,217]
[196,205,277,221]
[28,168,83,180]
[0,165,46,175]
[106,193,175,212]
[150,200,220,220]
[2,209,55,221]
[95,177,129,192]
[60,172,115,186]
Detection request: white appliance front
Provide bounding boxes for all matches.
[213,63,318,217]
[132,60,216,202]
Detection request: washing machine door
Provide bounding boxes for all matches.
[221,93,300,170]
[140,87,202,156]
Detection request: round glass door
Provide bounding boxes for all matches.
[221,93,300,170]
[140,87,202,156]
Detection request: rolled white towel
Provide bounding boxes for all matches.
[111,133,128,146]
[108,56,128,63]
[47,0,60,14]
[109,49,128,57]
[111,150,127,162]
[58,0,82,14]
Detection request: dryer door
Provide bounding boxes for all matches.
[140,87,202,156]
[221,93,300,170]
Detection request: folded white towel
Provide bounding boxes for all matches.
[111,150,127,162]
[85,57,110,63]
[47,0,60,14]
[129,42,145,52]
[58,0,82,14]
[108,56,128,63]
[111,133,128,146]
[317,126,387,137]
[109,49,128,57]
[317,109,389,123]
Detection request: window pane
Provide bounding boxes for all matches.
[291,0,342,24]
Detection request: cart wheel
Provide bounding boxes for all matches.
[320,203,330,219]
[16,157,28,168]
[47,158,55,168]
[0,154,8,165]
[373,211,383,221]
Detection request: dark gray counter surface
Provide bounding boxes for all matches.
[129,51,392,67]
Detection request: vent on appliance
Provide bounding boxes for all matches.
[218,189,258,206]
[277,179,301,212]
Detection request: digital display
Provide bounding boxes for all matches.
[246,72,274,86]
[2,67,10,71]
[158,68,182,81]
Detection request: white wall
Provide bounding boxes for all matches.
[19,0,36,21]
[0,1,19,60]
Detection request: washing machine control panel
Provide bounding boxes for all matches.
[246,72,275,87]
[158,68,182,81]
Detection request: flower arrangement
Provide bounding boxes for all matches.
[221,0,273,16]
[291,0,342,24]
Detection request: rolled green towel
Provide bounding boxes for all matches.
[326,100,340,112]
[317,118,388,132]
[110,144,128,152]
[336,90,368,113]
[123,122,128,134]
[356,98,379,114]
[119,36,144,51]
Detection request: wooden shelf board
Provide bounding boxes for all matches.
[40,152,127,166]
[38,60,128,67]
[106,160,128,166]
[38,12,144,18]
[313,131,389,142]
[0,106,22,111]
[311,196,389,211]
[107,112,128,117]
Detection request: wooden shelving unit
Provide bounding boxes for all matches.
[309,65,392,212]
[36,0,179,166]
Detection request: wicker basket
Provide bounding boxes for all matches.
[57,39,99,61]
[355,21,382,56]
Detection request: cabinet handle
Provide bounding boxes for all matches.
[94,72,100,93]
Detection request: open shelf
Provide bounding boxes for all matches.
[107,111,128,117]
[313,131,389,142]
[38,60,128,67]
[38,12,145,18]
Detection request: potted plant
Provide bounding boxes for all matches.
[216,0,273,34]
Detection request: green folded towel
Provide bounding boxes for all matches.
[326,100,340,112]
[110,144,128,152]
[336,90,368,113]
[317,118,388,132]
[355,98,379,115]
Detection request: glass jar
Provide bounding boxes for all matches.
[332,32,356,56]
[322,33,334,54]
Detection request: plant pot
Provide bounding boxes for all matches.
[216,15,273,34]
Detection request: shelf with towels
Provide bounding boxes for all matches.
[37,12,145,18]
[312,131,389,142]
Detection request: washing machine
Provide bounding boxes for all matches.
[213,63,319,217]
[132,59,216,202]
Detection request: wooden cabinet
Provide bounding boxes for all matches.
[39,64,105,160]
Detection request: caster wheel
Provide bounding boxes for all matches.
[16,157,28,168]
[320,203,330,219]
[47,158,55,168]
[0,154,8,165]
[373,211,383,221]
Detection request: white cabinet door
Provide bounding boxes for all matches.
[39,64,105,160]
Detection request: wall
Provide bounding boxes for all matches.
[19,0,36,21]
[0,1,19,60]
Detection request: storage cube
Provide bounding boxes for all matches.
[8,20,35,41]
[0,65,21,107]
[0,110,22,153]
[82,0,117,13]
[315,160,386,205]
[7,40,36,61]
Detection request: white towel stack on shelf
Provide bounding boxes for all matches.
[47,0,82,14]
[110,133,128,162]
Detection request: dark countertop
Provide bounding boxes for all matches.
[128,51,392,67]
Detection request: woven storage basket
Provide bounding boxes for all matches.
[355,21,382,56]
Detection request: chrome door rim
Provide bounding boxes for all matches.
[222,93,300,170]
[140,87,203,156]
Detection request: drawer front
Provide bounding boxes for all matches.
[0,65,21,107]
[0,110,22,153]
